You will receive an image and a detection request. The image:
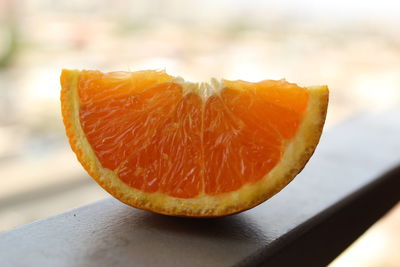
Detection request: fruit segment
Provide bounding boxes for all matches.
[78,71,308,198]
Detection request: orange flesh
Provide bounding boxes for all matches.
[78,71,309,198]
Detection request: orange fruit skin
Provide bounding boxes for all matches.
[61,69,329,217]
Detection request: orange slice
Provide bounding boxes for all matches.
[61,69,328,217]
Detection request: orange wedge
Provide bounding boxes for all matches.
[61,69,328,217]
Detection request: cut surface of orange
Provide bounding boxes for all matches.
[61,69,328,217]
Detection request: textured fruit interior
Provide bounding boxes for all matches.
[78,70,309,198]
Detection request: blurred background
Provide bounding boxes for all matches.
[0,0,399,265]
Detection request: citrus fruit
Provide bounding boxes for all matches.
[60,69,328,217]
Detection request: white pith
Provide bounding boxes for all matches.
[173,76,224,100]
